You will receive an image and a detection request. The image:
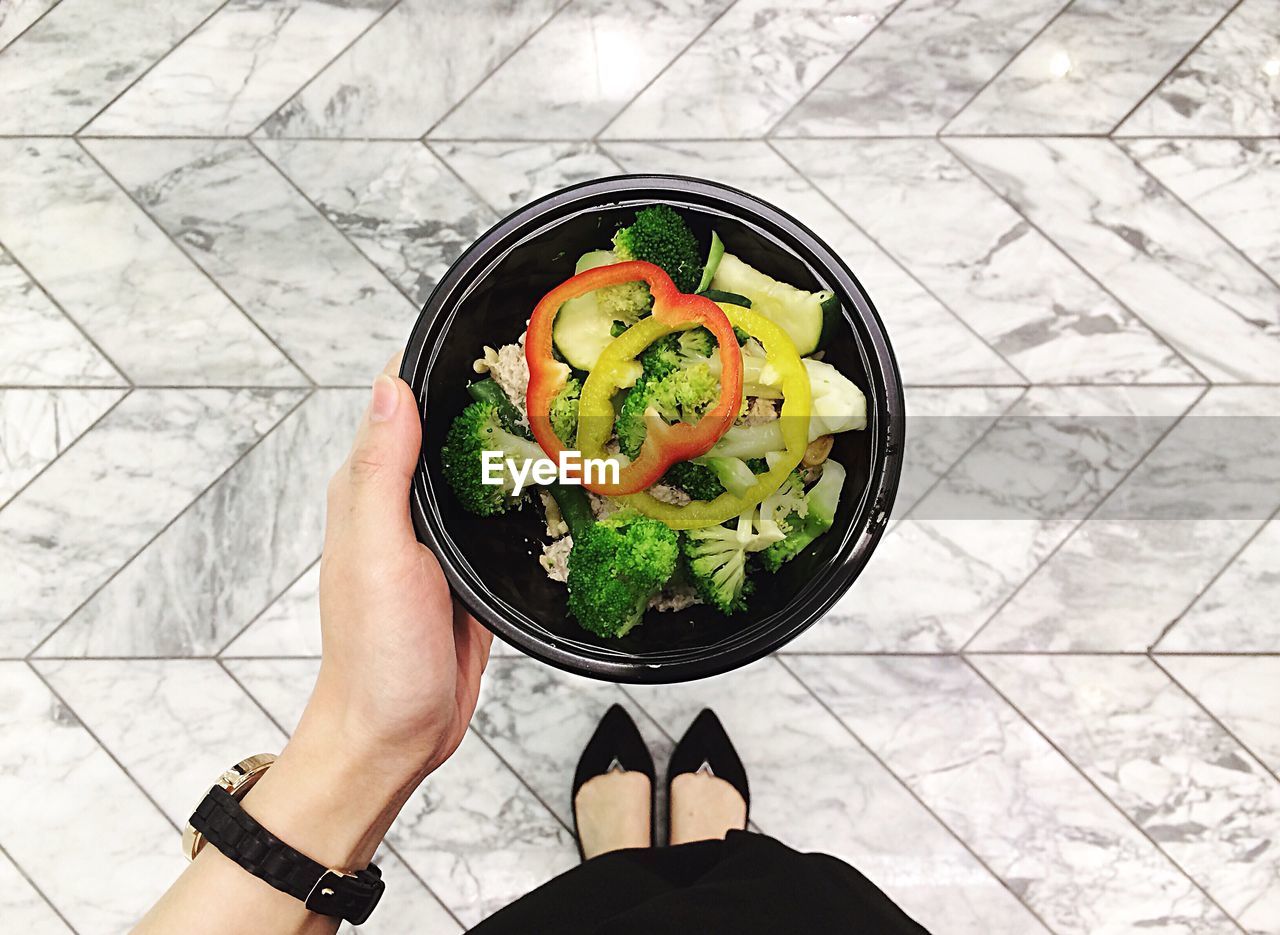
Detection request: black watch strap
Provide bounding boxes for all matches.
[189,786,385,925]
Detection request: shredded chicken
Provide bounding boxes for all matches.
[587,492,620,520]
[741,396,779,427]
[648,483,691,506]
[649,582,702,612]
[472,334,529,423]
[540,536,573,582]
[539,490,568,538]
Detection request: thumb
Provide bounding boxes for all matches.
[335,357,422,542]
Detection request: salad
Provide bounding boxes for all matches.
[441,205,866,639]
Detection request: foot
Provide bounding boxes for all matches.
[668,768,747,845]
[573,768,652,859]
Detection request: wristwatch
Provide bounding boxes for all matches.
[184,754,385,925]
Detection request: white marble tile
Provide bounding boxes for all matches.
[432,140,621,214]
[472,659,673,829]
[0,139,305,387]
[0,662,183,934]
[0,247,122,387]
[779,138,1200,385]
[791,656,1237,934]
[795,385,1201,652]
[1118,0,1280,136]
[0,388,124,506]
[86,139,416,386]
[1161,520,1280,652]
[39,390,361,658]
[258,0,563,139]
[0,0,224,133]
[342,849,463,935]
[776,0,1067,136]
[946,0,1237,134]
[0,0,59,49]
[432,0,732,139]
[953,137,1280,384]
[221,562,323,658]
[894,386,1026,518]
[84,0,397,136]
[1159,655,1280,776]
[973,386,1280,651]
[0,388,303,656]
[978,654,1280,931]
[0,846,70,934]
[35,659,285,824]
[604,0,898,139]
[628,658,1048,934]
[256,140,496,307]
[1126,139,1280,283]
[226,658,576,927]
[603,139,1024,386]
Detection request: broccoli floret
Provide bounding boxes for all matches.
[616,362,719,459]
[567,510,679,638]
[639,328,715,380]
[441,401,547,516]
[664,460,725,500]
[597,279,652,325]
[550,377,581,444]
[613,205,702,293]
[763,461,847,572]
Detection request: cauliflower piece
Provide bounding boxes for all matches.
[472,335,529,421]
[648,582,702,612]
[540,535,573,582]
[539,490,568,538]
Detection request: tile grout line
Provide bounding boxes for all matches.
[0,235,133,387]
[25,660,182,834]
[420,0,576,142]
[245,0,408,140]
[0,837,80,935]
[247,137,433,312]
[13,132,1280,142]
[762,0,911,139]
[963,656,1251,933]
[766,137,1035,385]
[1106,0,1247,136]
[935,0,1077,137]
[0,0,66,56]
[75,138,319,388]
[1115,136,1280,299]
[465,726,576,837]
[214,554,323,658]
[942,138,1213,385]
[591,0,744,143]
[420,139,508,217]
[1148,500,1280,652]
[773,656,1060,934]
[69,0,235,136]
[1148,653,1280,786]
[957,384,1210,652]
[214,658,469,932]
[0,388,132,514]
[23,388,315,659]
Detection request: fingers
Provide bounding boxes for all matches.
[453,604,492,716]
[328,355,421,546]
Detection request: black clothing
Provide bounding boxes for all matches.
[470,830,931,934]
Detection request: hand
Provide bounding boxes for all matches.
[240,356,492,869]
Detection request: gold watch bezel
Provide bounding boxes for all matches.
[182,753,277,861]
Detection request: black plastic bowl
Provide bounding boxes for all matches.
[401,175,903,684]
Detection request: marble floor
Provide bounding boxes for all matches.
[2,0,1280,932]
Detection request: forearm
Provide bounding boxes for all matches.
[134,706,419,935]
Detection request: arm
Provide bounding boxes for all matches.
[136,356,492,934]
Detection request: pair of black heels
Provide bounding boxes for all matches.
[572,705,750,859]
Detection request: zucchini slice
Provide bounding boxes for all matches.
[551,250,620,371]
[710,252,835,356]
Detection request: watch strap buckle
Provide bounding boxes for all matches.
[304,865,385,925]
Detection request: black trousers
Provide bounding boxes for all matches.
[470,830,932,933]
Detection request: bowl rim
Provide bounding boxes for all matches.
[401,173,904,684]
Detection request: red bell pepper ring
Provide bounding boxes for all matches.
[526,260,743,496]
